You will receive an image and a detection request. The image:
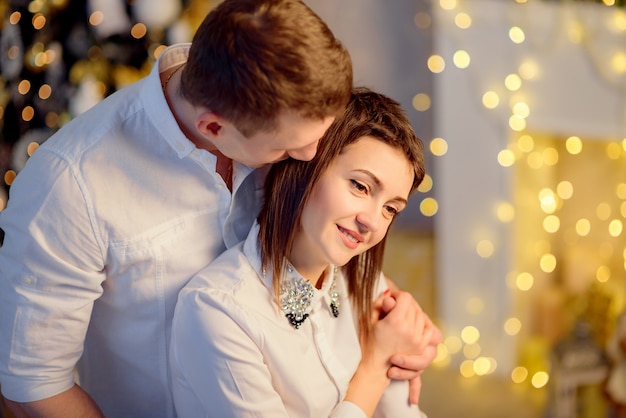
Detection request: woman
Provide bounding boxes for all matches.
[170,88,438,417]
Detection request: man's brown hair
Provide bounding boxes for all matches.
[181,0,353,137]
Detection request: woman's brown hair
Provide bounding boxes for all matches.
[258,87,425,342]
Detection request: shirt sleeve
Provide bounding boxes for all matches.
[0,149,105,401]
[170,285,292,418]
[373,380,428,418]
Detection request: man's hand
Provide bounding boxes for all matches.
[383,277,442,405]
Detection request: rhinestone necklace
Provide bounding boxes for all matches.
[280,265,340,329]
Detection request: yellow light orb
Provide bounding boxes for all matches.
[540,253,557,273]
[543,215,560,233]
[412,93,431,111]
[427,55,446,73]
[509,26,525,44]
[576,219,591,236]
[461,326,480,344]
[420,197,439,217]
[453,50,471,69]
[565,136,583,154]
[504,318,522,335]
[482,91,500,109]
[430,137,448,156]
[516,272,534,291]
[417,174,433,193]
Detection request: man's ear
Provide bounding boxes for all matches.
[196,111,223,137]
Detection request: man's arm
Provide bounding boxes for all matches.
[4,385,104,418]
[384,276,442,405]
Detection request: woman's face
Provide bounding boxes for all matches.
[291,136,414,274]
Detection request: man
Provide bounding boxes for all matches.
[0,1,436,417]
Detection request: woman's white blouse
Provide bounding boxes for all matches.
[170,223,427,418]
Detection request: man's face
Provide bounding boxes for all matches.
[217,110,335,168]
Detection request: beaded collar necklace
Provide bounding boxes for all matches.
[280,264,340,329]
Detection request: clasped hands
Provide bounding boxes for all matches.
[368,283,442,405]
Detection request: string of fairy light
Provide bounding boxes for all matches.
[413,0,626,391]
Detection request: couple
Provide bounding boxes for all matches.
[0,0,440,417]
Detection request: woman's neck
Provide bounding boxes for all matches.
[288,256,329,290]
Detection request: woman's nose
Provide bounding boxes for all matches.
[355,208,381,233]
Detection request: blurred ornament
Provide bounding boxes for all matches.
[87,0,132,40]
[132,0,181,31]
[0,20,24,80]
[68,74,104,117]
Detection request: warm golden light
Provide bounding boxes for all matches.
[517,134,534,152]
[454,12,472,29]
[609,219,623,237]
[32,13,46,30]
[453,50,471,69]
[427,55,446,73]
[596,265,611,283]
[89,11,104,26]
[22,106,35,122]
[420,197,439,217]
[576,218,591,236]
[504,317,521,335]
[496,202,515,223]
[27,142,40,157]
[18,80,31,95]
[531,371,550,388]
[463,343,481,359]
[131,23,148,39]
[543,215,560,233]
[460,360,475,378]
[542,147,559,166]
[504,74,522,91]
[476,240,494,258]
[516,272,534,291]
[607,142,623,159]
[519,60,539,80]
[9,11,22,25]
[611,51,626,74]
[461,326,480,344]
[4,170,17,186]
[430,137,448,156]
[512,102,530,118]
[417,174,433,193]
[39,84,52,100]
[412,93,431,111]
[497,149,516,167]
[597,202,611,220]
[539,188,557,214]
[617,183,626,199]
[556,181,573,199]
[565,136,583,154]
[444,336,463,354]
[440,0,457,10]
[509,26,525,44]
[482,91,500,109]
[511,366,528,383]
[509,115,526,132]
[540,253,557,273]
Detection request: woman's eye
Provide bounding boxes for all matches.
[384,206,398,216]
[350,180,367,193]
